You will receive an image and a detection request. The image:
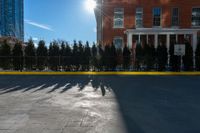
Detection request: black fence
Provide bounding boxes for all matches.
[0,56,199,72]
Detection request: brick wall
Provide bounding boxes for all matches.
[101,0,200,45]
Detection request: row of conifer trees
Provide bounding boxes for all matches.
[135,40,200,71]
[0,39,200,71]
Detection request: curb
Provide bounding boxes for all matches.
[0,71,200,76]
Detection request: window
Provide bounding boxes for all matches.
[153,8,161,27]
[136,8,143,28]
[172,8,179,26]
[114,8,124,28]
[114,37,123,49]
[192,8,200,26]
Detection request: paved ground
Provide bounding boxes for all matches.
[0,75,200,133]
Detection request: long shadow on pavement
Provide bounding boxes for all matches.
[0,75,91,94]
[90,76,200,133]
[1,75,200,133]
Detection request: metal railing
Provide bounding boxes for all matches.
[0,56,199,72]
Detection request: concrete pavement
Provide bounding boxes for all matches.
[0,75,200,133]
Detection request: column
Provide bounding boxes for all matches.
[127,33,133,49]
[146,35,149,44]
[193,32,198,53]
[176,34,178,43]
[154,34,158,48]
[184,34,186,39]
[138,34,141,43]
[166,34,170,50]
[166,34,170,67]
[193,32,198,68]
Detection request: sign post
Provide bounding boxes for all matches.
[174,44,186,71]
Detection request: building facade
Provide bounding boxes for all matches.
[95,0,200,51]
[0,0,24,41]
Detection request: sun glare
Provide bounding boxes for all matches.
[85,0,97,13]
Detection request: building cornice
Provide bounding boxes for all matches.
[125,28,200,35]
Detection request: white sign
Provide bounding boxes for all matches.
[174,44,185,56]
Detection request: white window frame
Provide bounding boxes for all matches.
[113,37,123,49]
[153,7,162,27]
[135,7,143,28]
[113,8,124,28]
[192,7,200,27]
[171,7,179,27]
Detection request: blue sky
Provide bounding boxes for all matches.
[24,0,96,45]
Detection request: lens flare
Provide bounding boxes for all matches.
[85,0,97,13]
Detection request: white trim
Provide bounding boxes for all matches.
[135,7,143,28]
[191,26,200,28]
[125,28,200,35]
[125,28,199,52]
[113,26,125,29]
[113,8,124,29]
[192,7,200,27]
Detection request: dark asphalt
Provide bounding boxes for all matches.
[0,75,200,133]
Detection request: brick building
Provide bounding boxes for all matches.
[95,0,200,53]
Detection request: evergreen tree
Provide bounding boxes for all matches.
[36,40,48,70]
[183,40,193,71]
[78,41,84,70]
[116,48,123,70]
[110,43,117,70]
[72,40,79,70]
[195,40,200,71]
[48,43,53,69]
[123,46,131,70]
[92,43,97,56]
[65,42,72,71]
[60,41,66,70]
[169,43,180,71]
[135,43,143,70]
[48,41,60,71]
[12,43,23,71]
[91,43,98,71]
[156,44,168,71]
[84,41,91,71]
[145,44,156,71]
[98,44,104,71]
[24,39,36,70]
[0,40,11,70]
[104,45,110,70]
